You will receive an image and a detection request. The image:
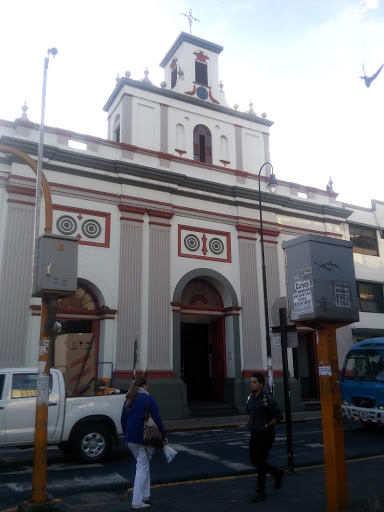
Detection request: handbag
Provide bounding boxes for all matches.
[143,398,164,449]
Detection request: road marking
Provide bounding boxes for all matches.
[171,444,253,470]
[5,473,128,493]
[3,462,102,476]
[305,443,324,448]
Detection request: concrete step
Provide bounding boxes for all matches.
[187,401,239,418]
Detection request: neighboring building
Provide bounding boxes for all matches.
[0,32,383,417]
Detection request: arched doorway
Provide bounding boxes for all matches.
[180,278,226,401]
[173,269,241,408]
[58,282,100,337]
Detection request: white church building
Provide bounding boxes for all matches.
[0,32,383,418]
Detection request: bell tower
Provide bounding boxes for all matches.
[159,32,229,107]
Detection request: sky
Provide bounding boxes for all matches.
[1,0,383,209]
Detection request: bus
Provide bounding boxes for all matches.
[340,338,384,426]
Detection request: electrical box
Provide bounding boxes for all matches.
[282,234,359,326]
[34,234,78,297]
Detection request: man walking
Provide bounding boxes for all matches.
[246,373,284,502]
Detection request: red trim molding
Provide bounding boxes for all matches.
[242,370,284,379]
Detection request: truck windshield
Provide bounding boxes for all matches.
[342,349,384,382]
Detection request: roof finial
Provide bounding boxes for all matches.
[326,177,334,193]
[20,101,29,120]
[180,8,200,34]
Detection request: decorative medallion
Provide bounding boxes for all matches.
[57,215,77,235]
[209,238,224,255]
[196,87,208,100]
[53,206,111,247]
[179,225,231,263]
[81,219,102,238]
[184,234,200,252]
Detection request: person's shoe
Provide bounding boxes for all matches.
[274,469,285,490]
[132,504,150,510]
[250,492,266,502]
[143,498,150,505]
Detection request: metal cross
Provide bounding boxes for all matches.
[181,8,200,34]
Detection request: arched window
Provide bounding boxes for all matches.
[112,115,120,142]
[193,124,212,164]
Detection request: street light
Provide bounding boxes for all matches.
[258,162,278,395]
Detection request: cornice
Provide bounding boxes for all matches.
[0,136,353,224]
[103,77,273,128]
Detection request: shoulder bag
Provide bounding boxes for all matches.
[143,397,164,449]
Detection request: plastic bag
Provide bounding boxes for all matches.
[163,444,178,463]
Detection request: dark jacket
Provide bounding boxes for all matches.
[121,390,167,445]
[246,391,283,434]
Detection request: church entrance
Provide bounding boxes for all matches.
[181,317,226,401]
[179,278,227,403]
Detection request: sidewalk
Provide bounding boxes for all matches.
[163,409,323,431]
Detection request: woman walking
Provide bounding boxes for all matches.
[121,375,168,510]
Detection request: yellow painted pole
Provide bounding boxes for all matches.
[0,145,58,510]
[316,324,348,511]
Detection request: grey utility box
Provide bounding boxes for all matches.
[34,234,78,297]
[282,234,359,325]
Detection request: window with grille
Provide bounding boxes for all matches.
[195,61,208,85]
[357,281,384,313]
[193,125,212,164]
[349,224,379,256]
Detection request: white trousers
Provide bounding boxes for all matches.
[128,443,154,506]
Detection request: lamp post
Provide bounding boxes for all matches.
[258,162,278,395]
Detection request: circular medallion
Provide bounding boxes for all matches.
[196,87,208,100]
[184,234,200,252]
[209,238,224,255]
[56,215,77,235]
[81,219,102,238]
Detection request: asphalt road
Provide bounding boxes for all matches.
[0,419,383,509]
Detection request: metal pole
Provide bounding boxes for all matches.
[258,162,274,395]
[32,48,57,295]
[279,307,295,473]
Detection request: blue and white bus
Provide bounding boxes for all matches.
[340,338,384,426]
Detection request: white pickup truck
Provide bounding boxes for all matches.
[0,367,125,462]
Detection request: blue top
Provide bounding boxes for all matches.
[121,389,167,445]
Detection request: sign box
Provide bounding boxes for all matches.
[282,234,359,325]
[54,333,96,396]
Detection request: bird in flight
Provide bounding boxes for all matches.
[360,63,384,88]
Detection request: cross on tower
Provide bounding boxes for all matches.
[181,8,200,34]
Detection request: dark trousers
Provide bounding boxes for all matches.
[249,429,279,492]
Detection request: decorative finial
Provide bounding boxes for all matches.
[20,101,29,120]
[160,81,167,88]
[125,70,131,78]
[219,80,224,91]
[261,112,267,118]
[142,67,152,84]
[248,100,256,115]
[115,72,120,84]
[177,66,184,78]
[180,8,200,34]
[233,103,239,110]
[326,177,334,193]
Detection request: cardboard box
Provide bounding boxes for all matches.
[54,333,96,396]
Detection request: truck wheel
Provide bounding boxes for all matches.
[72,424,113,462]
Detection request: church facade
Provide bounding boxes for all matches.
[1,32,383,417]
